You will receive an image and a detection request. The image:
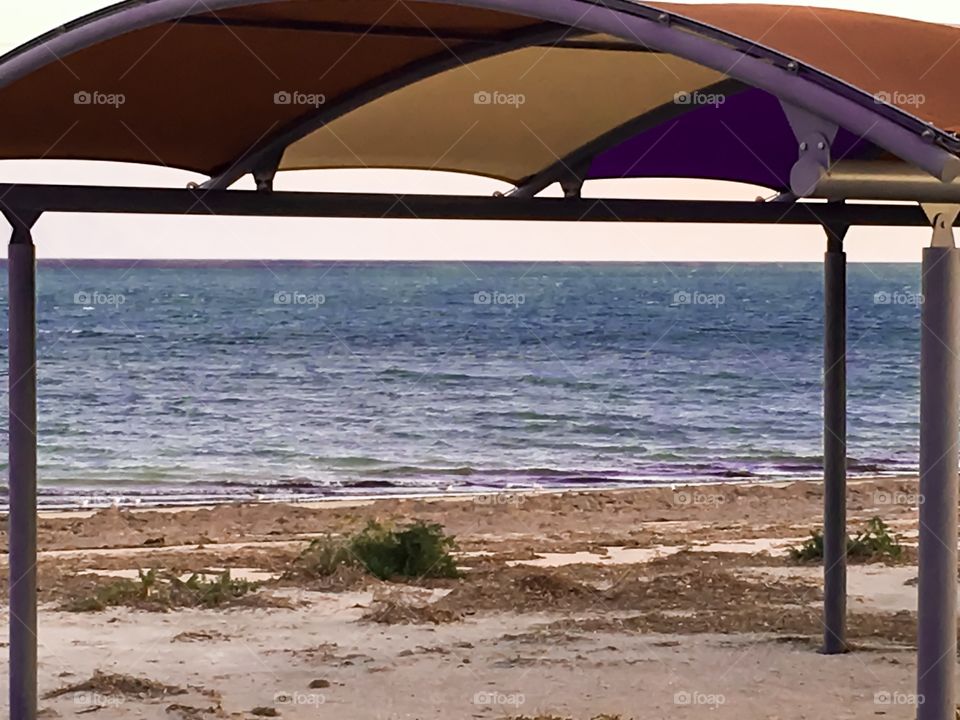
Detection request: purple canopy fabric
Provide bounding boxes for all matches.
[588,88,879,191]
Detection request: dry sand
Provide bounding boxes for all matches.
[0,476,947,719]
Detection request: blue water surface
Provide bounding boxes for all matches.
[0,261,924,507]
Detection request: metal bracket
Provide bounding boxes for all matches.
[1,208,42,241]
[511,158,589,199]
[822,218,849,253]
[557,159,590,199]
[921,203,960,248]
[252,150,283,193]
[559,175,585,199]
[781,101,839,198]
[770,191,797,203]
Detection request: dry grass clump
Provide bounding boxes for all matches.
[360,588,463,625]
[42,670,187,700]
[60,569,261,612]
[434,566,597,614]
[361,596,463,624]
[508,716,627,720]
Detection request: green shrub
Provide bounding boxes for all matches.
[788,517,902,563]
[288,520,460,581]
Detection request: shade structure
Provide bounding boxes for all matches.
[2,3,960,720]
[280,45,729,182]
[0,1,959,190]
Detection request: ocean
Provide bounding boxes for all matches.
[0,261,924,509]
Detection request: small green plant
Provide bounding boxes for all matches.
[287,520,460,581]
[63,569,159,611]
[788,529,824,563]
[849,517,903,560]
[169,570,260,608]
[788,517,902,563]
[63,569,259,612]
[135,568,159,599]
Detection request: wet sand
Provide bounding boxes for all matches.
[0,476,944,719]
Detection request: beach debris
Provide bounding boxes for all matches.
[270,643,339,662]
[165,703,225,719]
[432,566,597,615]
[249,707,279,717]
[171,629,230,643]
[307,679,330,689]
[42,670,187,701]
[360,588,463,625]
[507,715,626,720]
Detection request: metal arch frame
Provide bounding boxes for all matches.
[510,78,750,198]
[0,0,958,185]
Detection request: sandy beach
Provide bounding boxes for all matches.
[0,476,938,719]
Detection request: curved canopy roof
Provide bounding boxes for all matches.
[0,0,958,193]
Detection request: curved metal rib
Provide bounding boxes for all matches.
[0,0,290,87]
[510,78,748,198]
[201,23,578,189]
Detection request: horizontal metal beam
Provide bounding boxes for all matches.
[0,184,937,226]
[806,161,960,202]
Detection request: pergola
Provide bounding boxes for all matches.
[0,1,959,718]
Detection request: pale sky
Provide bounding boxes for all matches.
[0,0,956,262]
